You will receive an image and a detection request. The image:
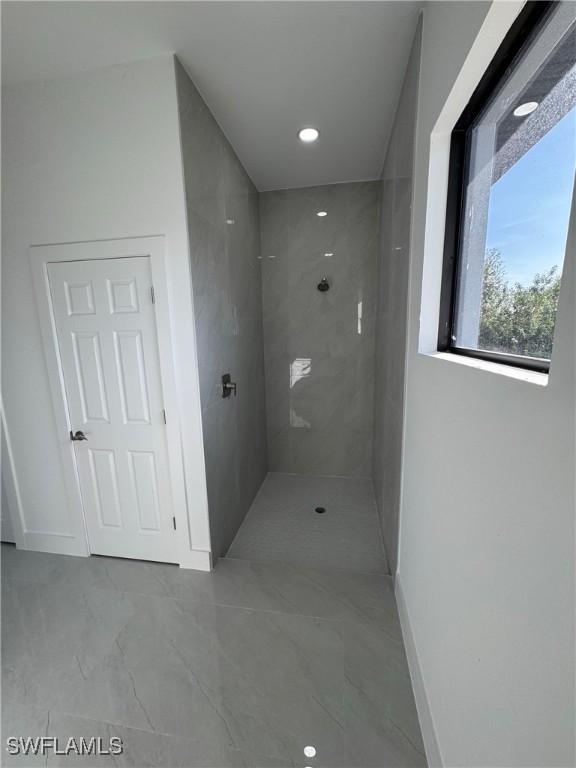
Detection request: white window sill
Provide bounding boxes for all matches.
[422,351,549,387]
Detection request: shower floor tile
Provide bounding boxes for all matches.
[227,473,389,574]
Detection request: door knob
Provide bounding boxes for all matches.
[70,430,88,441]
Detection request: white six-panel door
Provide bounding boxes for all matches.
[48,256,178,563]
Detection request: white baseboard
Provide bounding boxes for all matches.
[179,548,212,571]
[395,575,443,767]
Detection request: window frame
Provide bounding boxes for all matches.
[437,0,559,375]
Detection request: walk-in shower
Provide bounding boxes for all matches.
[226,181,387,573]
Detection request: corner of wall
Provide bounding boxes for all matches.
[1,403,26,549]
[395,574,443,768]
[170,54,214,568]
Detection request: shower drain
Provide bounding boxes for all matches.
[315,506,326,514]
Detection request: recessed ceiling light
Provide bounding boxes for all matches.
[298,127,319,143]
[324,252,334,257]
[316,211,327,217]
[513,101,538,117]
[304,746,317,758]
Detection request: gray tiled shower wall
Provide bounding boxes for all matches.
[175,59,268,559]
[373,23,421,574]
[259,182,381,477]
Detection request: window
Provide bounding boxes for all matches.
[439,1,576,373]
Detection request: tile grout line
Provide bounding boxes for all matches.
[223,555,390,578]
[3,574,401,631]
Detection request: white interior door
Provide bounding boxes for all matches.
[48,256,178,563]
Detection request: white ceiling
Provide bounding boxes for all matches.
[2,1,421,191]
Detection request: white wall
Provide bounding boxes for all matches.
[397,2,575,766]
[2,56,211,564]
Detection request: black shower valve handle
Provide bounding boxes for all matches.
[221,373,237,398]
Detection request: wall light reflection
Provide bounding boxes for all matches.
[290,358,311,388]
[290,407,311,429]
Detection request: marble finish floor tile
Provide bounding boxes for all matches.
[2,537,424,766]
[2,544,396,630]
[227,473,389,574]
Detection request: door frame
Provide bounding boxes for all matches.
[30,236,189,564]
